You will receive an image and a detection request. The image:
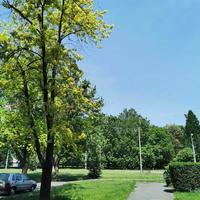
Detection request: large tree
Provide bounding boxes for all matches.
[142,126,175,169]
[0,0,111,199]
[102,109,150,169]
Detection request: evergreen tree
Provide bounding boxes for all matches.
[185,110,200,160]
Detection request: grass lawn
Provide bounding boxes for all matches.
[0,169,164,200]
[175,190,200,200]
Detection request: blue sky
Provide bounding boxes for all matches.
[80,0,200,126]
[1,1,200,126]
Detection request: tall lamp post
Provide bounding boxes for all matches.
[5,149,10,169]
[138,118,143,174]
[191,133,197,163]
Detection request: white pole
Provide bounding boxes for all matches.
[5,149,9,169]
[138,119,143,174]
[84,152,87,169]
[191,134,197,163]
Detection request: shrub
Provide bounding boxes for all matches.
[169,162,200,191]
[87,163,101,179]
[173,148,194,162]
[163,166,171,186]
[87,126,105,179]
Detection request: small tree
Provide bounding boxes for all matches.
[86,115,105,178]
[185,110,200,160]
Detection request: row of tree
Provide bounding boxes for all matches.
[3,107,197,172]
[55,108,200,171]
[60,109,185,170]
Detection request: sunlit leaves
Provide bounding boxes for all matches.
[0,0,111,171]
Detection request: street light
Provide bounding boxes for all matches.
[138,118,143,174]
[191,133,197,163]
[5,149,10,169]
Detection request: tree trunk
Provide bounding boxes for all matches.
[39,141,54,200]
[15,145,29,174]
[22,163,28,174]
[39,165,52,200]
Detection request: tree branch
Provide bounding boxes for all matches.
[3,0,33,25]
[17,61,44,164]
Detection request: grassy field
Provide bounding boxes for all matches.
[175,190,200,200]
[0,169,164,200]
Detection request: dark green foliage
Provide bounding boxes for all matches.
[87,163,101,179]
[163,148,193,187]
[185,110,200,160]
[169,162,200,191]
[142,126,175,169]
[163,166,171,186]
[102,109,150,169]
[185,111,200,139]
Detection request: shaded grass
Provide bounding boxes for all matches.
[0,169,88,182]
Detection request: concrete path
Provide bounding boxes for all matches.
[36,181,67,191]
[128,182,174,200]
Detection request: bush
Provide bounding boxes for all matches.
[87,163,101,179]
[173,148,194,162]
[163,166,171,186]
[169,162,200,191]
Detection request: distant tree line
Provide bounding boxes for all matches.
[64,109,200,170]
[1,107,200,171]
[58,108,188,170]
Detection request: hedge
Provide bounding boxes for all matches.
[169,162,200,191]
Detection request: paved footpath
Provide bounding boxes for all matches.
[128,182,174,200]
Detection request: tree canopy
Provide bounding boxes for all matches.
[0,0,112,199]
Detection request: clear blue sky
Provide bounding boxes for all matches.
[81,0,200,126]
[1,1,200,126]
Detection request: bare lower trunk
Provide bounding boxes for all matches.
[39,164,53,200]
[22,163,28,174]
[17,145,29,174]
[39,136,54,200]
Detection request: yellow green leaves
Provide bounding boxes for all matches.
[79,132,86,140]
[0,31,9,43]
[1,0,111,172]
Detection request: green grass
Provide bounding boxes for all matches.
[5,180,135,200]
[0,169,164,200]
[175,190,200,200]
[101,169,164,182]
[0,168,164,182]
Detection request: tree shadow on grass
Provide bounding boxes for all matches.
[53,173,89,182]
[51,184,86,200]
[28,172,89,182]
[2,184,86,200]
